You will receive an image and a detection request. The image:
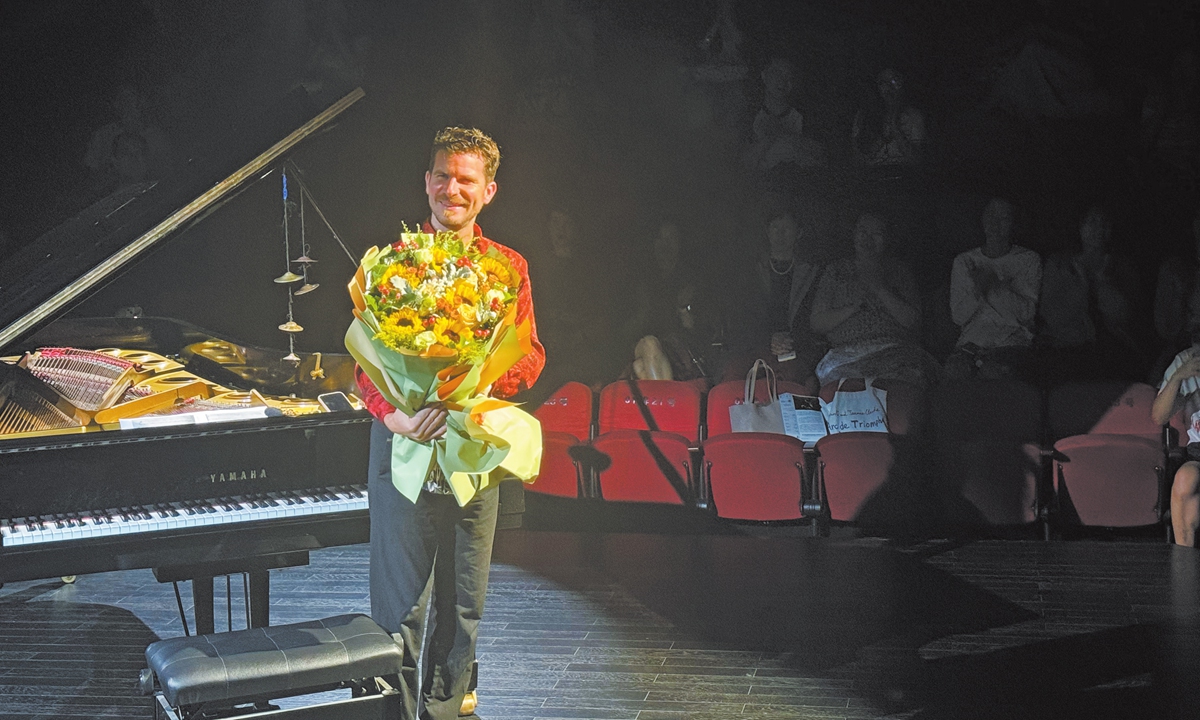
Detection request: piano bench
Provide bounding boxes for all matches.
[141,613,403,720]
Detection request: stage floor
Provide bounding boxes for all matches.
[2,531,1200,719]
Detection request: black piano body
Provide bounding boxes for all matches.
[0,86,524,633]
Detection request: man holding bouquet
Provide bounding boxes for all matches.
[355,127,544,719]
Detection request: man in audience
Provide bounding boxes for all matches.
[1037,204,1146,382]
[1152,345,1200,546]
[946,198,1042,379]
[1153,208,1200,360]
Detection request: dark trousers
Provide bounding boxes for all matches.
[368,421,498,720]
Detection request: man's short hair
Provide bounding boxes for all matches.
[430,127,501,181]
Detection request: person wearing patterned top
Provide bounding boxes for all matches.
[1153,346,1200,546]
[809,212,937,387]
[356,127,544,720]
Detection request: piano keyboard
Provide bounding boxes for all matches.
[0,485,368,548]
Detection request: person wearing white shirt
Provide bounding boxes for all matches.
[946,198,1041,379]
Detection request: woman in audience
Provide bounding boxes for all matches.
[809,213,937,387]
[851,68,926,167]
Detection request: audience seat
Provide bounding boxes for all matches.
[529,381,594,499]
[701,433,807,521]
[699,377,812,522]
[598,379,703,444]
[813,432,895,522]
[1048,382,1168,529]
[811,378,922,523]
[932,379,1044,527]
[704,378,815,439]
[591,380,702,504]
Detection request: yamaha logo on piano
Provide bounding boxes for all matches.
[208,469,269,483]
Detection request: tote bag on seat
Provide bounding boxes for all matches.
[728,359,785,434]
[820,378,888,434]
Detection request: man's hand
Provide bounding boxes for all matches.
[383,405,448,442]
[968,263,998,296]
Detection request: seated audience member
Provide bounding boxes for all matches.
[1152,345,1200,546]
[1154,208,1200,355]
[621,222,718,384]
[851,68,926,167]
[764,210,824,382]
[632,335,674,380]
[744,58,825,173]
[1037,205,1146,381]
[810,213,937,387]
[946,198,1042,379]
[532,209,623,396]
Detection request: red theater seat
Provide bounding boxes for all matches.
[1053,434,1165,527]
[1047,382,1167,529]
[810,379,922,524]
[592,429,694,505]
[1047,382,1160,438]
[528,382,594,499]
[598,380,702,445]
[813,432,894,522]
[932,379,1044,527]
[704,378,815,439]
[534,381,594,441]
[589,380,703,505]
[701,433,807,521]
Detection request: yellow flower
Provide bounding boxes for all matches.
[478,257,518,289]
[376,306,423,351]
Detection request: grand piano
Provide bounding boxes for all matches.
[0,87,523,634]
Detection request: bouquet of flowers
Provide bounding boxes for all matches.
[345,229,541,505]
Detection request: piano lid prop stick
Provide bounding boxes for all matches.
[93,380,211,425]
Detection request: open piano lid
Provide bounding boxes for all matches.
[0,86,365,355]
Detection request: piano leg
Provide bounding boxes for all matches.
[155,551,308,637]
[192,576,216,636]
[247,569,270,628]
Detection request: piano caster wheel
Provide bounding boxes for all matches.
[61,576,76,584]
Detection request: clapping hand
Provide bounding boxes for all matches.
[968,263,998,295]
[1176,355,1200,382]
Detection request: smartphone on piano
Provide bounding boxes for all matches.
[317,391,355,413]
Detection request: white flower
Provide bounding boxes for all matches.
[389,275,411,295]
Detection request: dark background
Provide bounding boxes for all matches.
[1,0,1197,396]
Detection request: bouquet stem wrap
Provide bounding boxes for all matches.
[346,239,542,506]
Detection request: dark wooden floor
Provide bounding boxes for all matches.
[3,527,1200,719]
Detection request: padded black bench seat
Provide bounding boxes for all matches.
[142,614,403,719]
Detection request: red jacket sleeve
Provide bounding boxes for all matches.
[356,365,395,422]
[484,240,545,398]
[353,229,544,419]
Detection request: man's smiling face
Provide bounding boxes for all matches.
[425,150,497,234]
